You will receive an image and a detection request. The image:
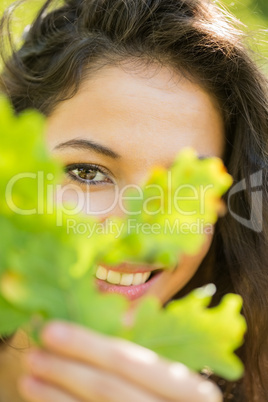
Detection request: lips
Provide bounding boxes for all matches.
[96,265,151,286]
[97,262,163,274]
[95,263,163,301]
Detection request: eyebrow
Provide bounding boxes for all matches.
[54,139,121,159]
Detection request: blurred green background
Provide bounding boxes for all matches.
[222,0,268,35]
[0,0,268,71]
[221,0,268,71]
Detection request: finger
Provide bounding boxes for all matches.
[41,322,222,402]
[24,350,164,402]
[18,375,80,402]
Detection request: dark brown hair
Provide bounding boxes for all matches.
[1,0,268,400]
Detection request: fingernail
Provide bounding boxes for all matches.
[197,381,223,402]
[42,322,70,343]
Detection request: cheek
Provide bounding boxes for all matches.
[176,232,214,282]
[54,184,120,217]
[148,233,214,304]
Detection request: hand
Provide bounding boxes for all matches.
[18,321,222,402]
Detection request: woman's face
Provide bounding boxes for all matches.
[46,63,225,303]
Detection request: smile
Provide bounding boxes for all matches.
[95,263,164,300]
[96,265,152,286]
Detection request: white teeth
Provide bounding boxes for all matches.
[95,265,108,280]
[120,273,134,286]
[142,272,151,282]
[107,270,121,284]
[96,266,152,286]
[132,273,143,286]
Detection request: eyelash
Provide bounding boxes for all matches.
[64,163,114,186]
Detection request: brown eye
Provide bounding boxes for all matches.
[76,167,98,181]
[65,164,113,186]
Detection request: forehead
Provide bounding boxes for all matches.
[46,63,225,167]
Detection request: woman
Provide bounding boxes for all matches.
[0,0,268,401]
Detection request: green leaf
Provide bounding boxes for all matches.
[0,294,28,336]
[127,286,246,381]
[0,94,246,382]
